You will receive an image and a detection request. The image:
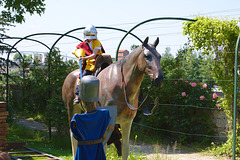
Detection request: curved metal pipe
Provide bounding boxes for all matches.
[4,33,82,109]
[233,33,240,160]
[115,17,196,61]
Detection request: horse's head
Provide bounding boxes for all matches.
[137,37,164,87]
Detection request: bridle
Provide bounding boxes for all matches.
[120,46,154,111]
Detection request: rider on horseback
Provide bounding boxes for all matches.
[72,25,105,104]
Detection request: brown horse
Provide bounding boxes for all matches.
[62,37,164,160]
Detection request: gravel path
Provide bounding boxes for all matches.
[15,116,231,160]
[129,142,231,160]
[15,115,56,133]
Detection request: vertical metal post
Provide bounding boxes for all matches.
[79,59,82,79]
[233,33,240,160]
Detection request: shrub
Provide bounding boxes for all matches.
[135,48,217,144]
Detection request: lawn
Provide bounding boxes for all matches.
[6,123,148,160]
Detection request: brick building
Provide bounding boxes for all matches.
[118,50,129,61]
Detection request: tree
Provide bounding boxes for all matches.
[183,16,240,156]
[174,40,214,82]
[0,0,45,34]
[130,44,139,51]
[0,0,46,100]
[1,0,46,56]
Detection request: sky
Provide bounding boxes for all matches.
[3,0,240,60]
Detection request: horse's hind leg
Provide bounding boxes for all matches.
[69,103,82,160]
[70,130,78,160]
[120,119,133,160]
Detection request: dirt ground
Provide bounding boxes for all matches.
[146,153,231,160]
[15,116,231,160]
[129,141,231,160]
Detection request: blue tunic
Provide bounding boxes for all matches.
[70,109,110,160]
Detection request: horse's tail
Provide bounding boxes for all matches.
[62,69,79,122]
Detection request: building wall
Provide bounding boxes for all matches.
[211,107,229,142]
[118,50,129,61]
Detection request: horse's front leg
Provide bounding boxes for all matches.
[120,118,134,160]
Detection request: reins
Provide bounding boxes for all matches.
[120,51,153,111]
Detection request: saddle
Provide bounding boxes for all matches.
[78,54,112,83]
[94,54,112,76]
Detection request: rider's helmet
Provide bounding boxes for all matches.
[79,75,99,102]
[83,25,98,40]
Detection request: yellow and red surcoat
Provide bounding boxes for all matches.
[73,39,104,72]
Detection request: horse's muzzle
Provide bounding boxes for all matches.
[154,75,164,87]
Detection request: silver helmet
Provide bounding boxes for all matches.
[79,75,99,102]
[83,25,98,40]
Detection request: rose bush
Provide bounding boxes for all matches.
[133,42,217,144]
[137,76,217,144]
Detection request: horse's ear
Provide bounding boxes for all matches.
[143,37,149,47]
[153,37,159,47]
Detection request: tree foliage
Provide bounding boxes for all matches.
[183,16,240,157]
[0,0,46,101]
[0,0,45,33]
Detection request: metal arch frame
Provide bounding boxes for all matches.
[1,41,25,60]
[0,42,25,76]
[1,42,26,105]
[47,26,142,98]
[49,26,142,53]
[3,37,52,107]
[233,33,240,160]
[2,36,51,50]
[4,33,83,109]
[115,17,196,61]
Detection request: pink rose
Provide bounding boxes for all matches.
[191,82,197,87]
[213,93,218,99]
[202,83,207,88]
[185,81,189,83]
[175,81,177,84]
[200,96,205,100]
[182,92,186,97]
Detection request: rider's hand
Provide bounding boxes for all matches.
[72,49,76,55]
[78,57,84,61]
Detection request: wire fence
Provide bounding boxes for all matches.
[135,74,237,140]
[132,122,227,138]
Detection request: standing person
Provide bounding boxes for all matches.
[72,25,105,104]
[70,76,110,160]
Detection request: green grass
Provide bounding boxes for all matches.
[6,123,155,160]
[7,122,72,160]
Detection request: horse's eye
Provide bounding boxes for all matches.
[144,54,151,60]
